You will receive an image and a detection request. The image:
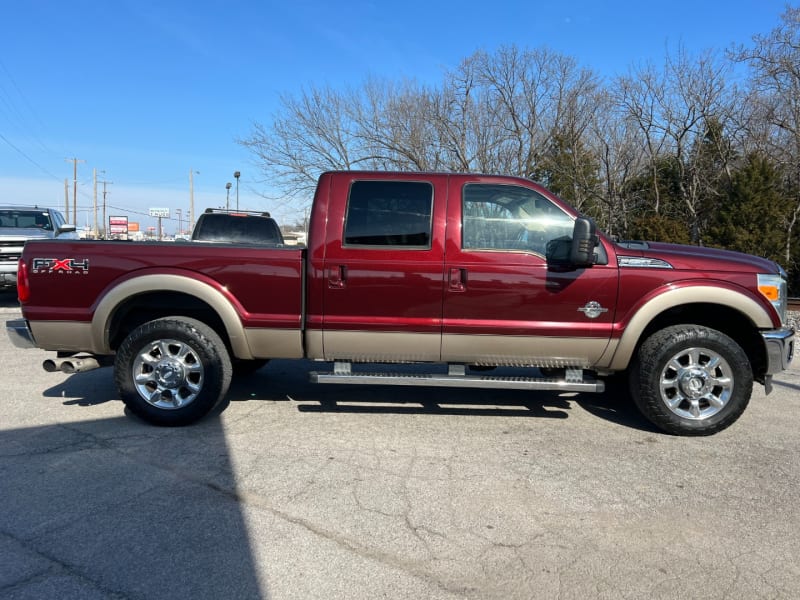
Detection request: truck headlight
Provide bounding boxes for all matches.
[758,273,787,326]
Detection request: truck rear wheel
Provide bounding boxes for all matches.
[630,325,752,436]
[114,317,232,426]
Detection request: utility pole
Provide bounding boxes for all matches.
[189,169,199,231]
[93,169,98,239]
[176,208,182,236]
[64,179,69,219]
[99,178,113,239]
[65,158,85,224]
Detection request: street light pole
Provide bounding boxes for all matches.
[234,171,240,210]
[189,169,199,231]
[225,182,232,210]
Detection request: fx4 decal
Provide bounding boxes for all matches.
[32,258,90,274]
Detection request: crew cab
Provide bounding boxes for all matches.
[6,171,795,435]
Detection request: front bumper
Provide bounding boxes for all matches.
[762,327,795,375]
[6,318,36,349]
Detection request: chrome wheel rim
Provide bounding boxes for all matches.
[659,347,733,420]
[132,338,204,409]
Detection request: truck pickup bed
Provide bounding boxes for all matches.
[6,171,795,435]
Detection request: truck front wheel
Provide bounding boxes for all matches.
[630,325,753,436]
[114,317,232,426]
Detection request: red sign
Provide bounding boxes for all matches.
[109,216,128,235]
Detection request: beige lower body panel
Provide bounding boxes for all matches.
[442,334,611,368]
[309,330,611,367]
[29,320,304,361]
[244,328,304,359]
[29,321,97,353]
[317,330,441,362]
[29,321,613,370]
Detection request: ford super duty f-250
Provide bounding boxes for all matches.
[6,171,795,435]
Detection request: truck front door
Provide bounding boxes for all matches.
[442,179,618,368]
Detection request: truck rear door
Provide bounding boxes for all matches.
[313,172,448,362]
[441,177,618,368]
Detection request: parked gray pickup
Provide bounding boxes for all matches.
[0,206,76,288]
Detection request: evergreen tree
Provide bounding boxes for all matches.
[530,130,602,218]
[708,154,790,260]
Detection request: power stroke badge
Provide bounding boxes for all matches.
[32,258,90,275]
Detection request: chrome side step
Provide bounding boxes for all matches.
[309,362,605,393]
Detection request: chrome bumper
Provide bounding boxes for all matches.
[762,327,795,375]
[6,318,36,349]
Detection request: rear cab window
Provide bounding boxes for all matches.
[343,180,433,249]
[192,212,283,245]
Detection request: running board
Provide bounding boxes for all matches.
[310,363,605,393]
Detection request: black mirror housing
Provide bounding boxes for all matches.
[570,217,597,266]
[546,217,598,269]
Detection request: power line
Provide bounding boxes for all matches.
[0,58,65,161]
[0,132,61,180]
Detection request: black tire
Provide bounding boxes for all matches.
[629,325,753,436]
[114,317,232,426]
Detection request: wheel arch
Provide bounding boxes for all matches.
[604,286,772,379]
[92,274,253,359]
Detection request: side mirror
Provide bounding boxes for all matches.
[56,224,77,236]
[546,217,597,269]
[570,217,597,267]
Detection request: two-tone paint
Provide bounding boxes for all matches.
[11,171,791,385]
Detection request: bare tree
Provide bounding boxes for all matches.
[614,47,733,243]
[238,85,361,211]
[665,48,733,243]
[589,90,647,236]
[732,7,800,264]
[468,46,596,178]
[349,78,441,171]
[614,63,669,214]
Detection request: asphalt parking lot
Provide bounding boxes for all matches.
[1,290,799,599]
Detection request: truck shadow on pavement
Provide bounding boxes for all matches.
[773,378,800,392]
[229,360,659,434]
[0,414,265,599]
[38,360,657,434]
[42,366,118,406]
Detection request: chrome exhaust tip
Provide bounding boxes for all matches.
[42,356,102,374]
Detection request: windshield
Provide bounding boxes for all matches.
[0,210,53,231]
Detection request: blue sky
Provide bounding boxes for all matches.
[0,0,791,233]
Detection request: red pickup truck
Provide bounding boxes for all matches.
[6,171,795,435]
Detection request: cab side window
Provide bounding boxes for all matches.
[343,180,433,248]
[462,183,573,255]
[35,212,53,230]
